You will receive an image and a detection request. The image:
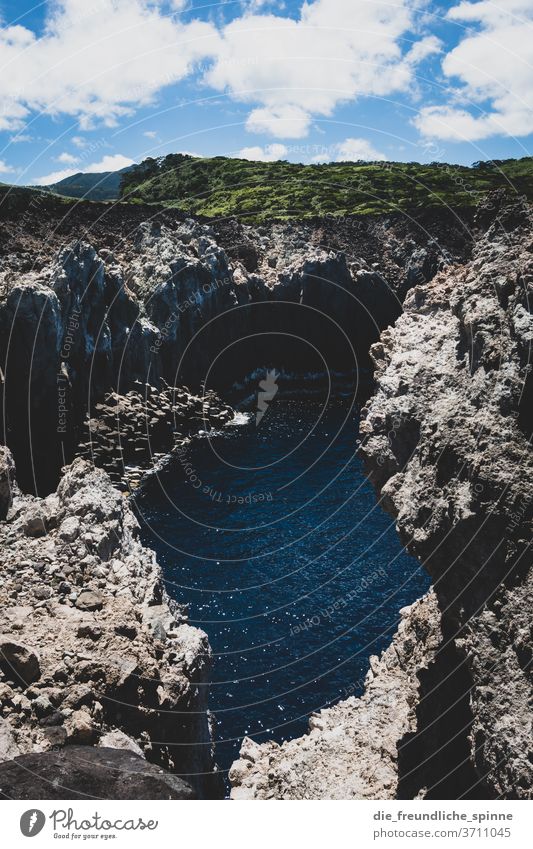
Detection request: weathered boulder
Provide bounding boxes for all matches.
[0,638,41,688]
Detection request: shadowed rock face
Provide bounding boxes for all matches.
[228,196,533,800]
[0,747,197,800]
[0,211,468,495]
[359,197,533,799]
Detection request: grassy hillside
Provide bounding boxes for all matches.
[39,166,135,201]
[119,154,533,221]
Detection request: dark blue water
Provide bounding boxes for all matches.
[135,400,429,781]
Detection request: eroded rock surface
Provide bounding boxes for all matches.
[360,197,533,798]
[0,458,216,797]
[0,208,468,494]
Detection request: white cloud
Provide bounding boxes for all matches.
[35,152,134,185]
[310,137,387,163]
[238,142,288,161]
[0,0,219,131]
[56,152,79,165]
[34,167,79,185]
[72,136,88,148]
[9,134,33,143]
[0,159,13,174]
[335,138,387,162]
[415,0,533,141]
[143,130,158,139]
[84,153,135,172]
[205,1,439,138]
[246,105,311,139]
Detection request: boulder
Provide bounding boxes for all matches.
[0,638,41,687]
[75,590,104,611]
[0,747,197,799]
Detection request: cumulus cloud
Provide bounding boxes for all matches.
[238,142,288,160]
[335,137,387,161]
[56,152,79,165]
[0,0,219,131]
[35,152,134,185]
[0,159,13,174]
[310,137,387,163]
[415,0,533,141]
[204,1,440,138]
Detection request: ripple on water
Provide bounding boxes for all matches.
[135,400,430,779]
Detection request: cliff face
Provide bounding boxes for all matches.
[360,196,533,798]
[229,196,533,800]
[0,205,470,494]
[0,455,216,798]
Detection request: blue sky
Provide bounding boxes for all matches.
[0,0,532,184]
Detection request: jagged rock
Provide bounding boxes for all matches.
[0,447,15,520]
[0,208,470,493]
[0,747,197,799]
[99,729,144,757]
[229,197,532,801]
[230,593,441,799]
[64,709,96,744]
[360,197,533,799]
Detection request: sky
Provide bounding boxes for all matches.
[0,0,532,185]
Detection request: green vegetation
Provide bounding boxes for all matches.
[119,154,533,221]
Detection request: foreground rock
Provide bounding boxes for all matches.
[0,458,218,798]
[0,747,196,799]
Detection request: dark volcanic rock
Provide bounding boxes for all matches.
[0,747,197,799]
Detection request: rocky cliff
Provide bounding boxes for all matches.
[0,199,470,494]
[2,189,529,801]
[0,454,217,798]
[229,194,533,799]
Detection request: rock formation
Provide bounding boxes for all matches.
[229,194,533,799]
[2,188,528,801]
[0,747,198,800]
[0,203,469,495]
[0,457,218,798]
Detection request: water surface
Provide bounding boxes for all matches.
[135,400,430,780]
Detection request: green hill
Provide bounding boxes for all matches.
[119,154,533,221]
[41,166,135,201]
